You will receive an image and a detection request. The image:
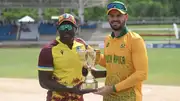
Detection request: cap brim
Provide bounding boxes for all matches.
[59,19,77,27]
[107,8,126,15]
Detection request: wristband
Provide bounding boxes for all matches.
[112,85,117,92]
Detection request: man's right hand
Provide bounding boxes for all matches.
[74,88,97,95]
[91,68,107,78]
[70,84,97,95]
[39,71,97,94]
[94,49,101,65]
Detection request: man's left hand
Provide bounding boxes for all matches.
[93,86,113,96]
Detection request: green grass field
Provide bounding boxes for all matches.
[0,48,180,86]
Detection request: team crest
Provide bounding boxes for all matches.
[120,43,126,48]
[106,42,110,47]
[76,46,81,51]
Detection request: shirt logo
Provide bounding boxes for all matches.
[120,43,126,48]
[106,42,110,47]
[76,46,81,51]
[60,50,64,55]
[105,55,126,64]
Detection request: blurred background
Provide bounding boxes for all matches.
[0,0,180,42]
[0,0,180,100]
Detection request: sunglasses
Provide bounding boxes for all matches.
[107,3,127,12]
[57,24,73,31]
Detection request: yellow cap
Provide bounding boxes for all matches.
[56,13,77,27]
[107,1,127,15]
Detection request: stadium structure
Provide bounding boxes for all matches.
[0,0,107,22]
[0,0,179,45]
[0,0,108,41]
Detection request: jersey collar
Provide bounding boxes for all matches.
[111,26,129,38]
[56,36,71,48]
[55,36,79,49]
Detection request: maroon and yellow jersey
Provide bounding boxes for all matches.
[98,27,148,101]
[38,37,87,101]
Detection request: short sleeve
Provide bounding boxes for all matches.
[38,48,54,71]
[75,37,88,49]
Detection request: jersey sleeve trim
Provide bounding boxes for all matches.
[38,66,54,71]
[38,47,54,71]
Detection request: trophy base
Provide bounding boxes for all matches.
[81,79,98,90]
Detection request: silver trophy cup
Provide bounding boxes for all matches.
[77,49,98,89]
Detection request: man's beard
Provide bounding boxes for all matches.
[110,21,126,31]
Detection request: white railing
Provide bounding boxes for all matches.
[101,22,180,39]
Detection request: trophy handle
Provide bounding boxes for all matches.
[86,66,94,79]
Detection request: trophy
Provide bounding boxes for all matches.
[77,48,98,89]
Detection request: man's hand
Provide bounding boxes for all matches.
[94,49,101,65]
[91,67,107,78]
[93,86,113,96]
[76,88,97,95]
[82,66,88,77]
[70,84,97,95]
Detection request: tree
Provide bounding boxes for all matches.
[84,7,106,21]
[1,0,180,20]
[3,8,37,20]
